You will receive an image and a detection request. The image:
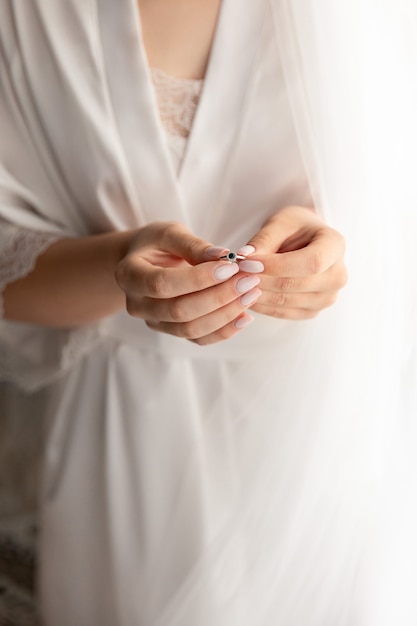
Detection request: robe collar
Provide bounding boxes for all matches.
[96,0,268,232]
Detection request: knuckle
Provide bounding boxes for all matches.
[146,270,169,298]
[168,299,188,323]
[274,276,297,292]
[161,221,183,241]
[271,292,288,307]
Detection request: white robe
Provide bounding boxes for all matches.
[1,1,417,625]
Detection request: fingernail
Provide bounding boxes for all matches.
[238,260,264,273]
[236,275,261,294]
[234,313,254,329]
[205,246,228,259]
[237,245,256,256]
[214,263,240,281]
[240,287,262,306]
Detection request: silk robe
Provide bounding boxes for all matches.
[1,1,417,624]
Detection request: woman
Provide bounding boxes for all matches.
[1,1,416,624]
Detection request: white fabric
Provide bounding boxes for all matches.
[274,3,417,619]
[0,1,416,625]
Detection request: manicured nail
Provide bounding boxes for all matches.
[214,263,240,280]
[236,275,261,294]
[237,245,256,256]
[238,260,264,273]
[240,287,262,306]
[234,313,254,329]
[205,246,228,259]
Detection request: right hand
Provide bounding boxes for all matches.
[115,222,264,345]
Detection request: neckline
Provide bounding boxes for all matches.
[95,0,267,229]
[150,66,204,151]
[135,1,226,181]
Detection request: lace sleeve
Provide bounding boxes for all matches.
[0,221,104,391]
[0,221,62,317]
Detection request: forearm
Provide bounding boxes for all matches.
[2,229,135,327]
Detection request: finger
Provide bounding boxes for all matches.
[241,206,321,255]
[190,313,255,346]
[145,288,262,339]
[138,221,227,266]
[257,261,348,293]
[131,274,262,322]
[119,255,244,300]
[251,302,320,321]
[257,289,339,311]
[241,229,345,278]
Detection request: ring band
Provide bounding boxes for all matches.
[219,251,247,263]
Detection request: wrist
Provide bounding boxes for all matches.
[99,229,137,292]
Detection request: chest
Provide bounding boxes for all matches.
[137,0,222,79]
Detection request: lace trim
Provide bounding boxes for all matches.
[0,223,61,317]
[150,68,203,139]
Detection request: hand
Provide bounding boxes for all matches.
[115,222,263,344]
[238,206,347,320]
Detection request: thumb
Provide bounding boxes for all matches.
[151,222,227,266]
[237,216,293,257]
[238,207,322,256]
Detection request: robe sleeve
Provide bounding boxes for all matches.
[0,175,104,392]
[0,19,108,391]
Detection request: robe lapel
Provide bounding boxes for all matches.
[96,0,268,233]
[96,0,187,225]
[179,0,268,236]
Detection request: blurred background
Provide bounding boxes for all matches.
[0,382,45,626]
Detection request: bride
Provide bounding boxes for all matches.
[0,0,416,624]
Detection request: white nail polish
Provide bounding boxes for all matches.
[238,260,264,273]
[236,275,261,293]
[214,263,239,280]
[234,314,254,329]
[237,245,256,256]
[240,287,262,306]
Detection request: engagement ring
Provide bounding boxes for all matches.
[219,251,246,263]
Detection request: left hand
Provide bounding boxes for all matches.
[237,206,348,320]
